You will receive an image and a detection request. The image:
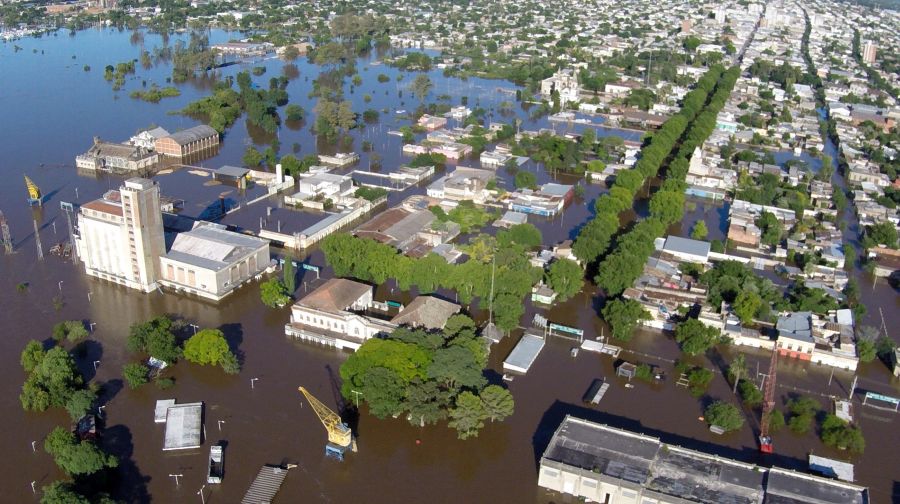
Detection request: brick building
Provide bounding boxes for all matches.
[154,125,219,158]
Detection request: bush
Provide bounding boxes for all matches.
[704,401,745,432]
[821,414,864,453]
[738,379,763,406]
[123,363,149,390]
[687,368,713,397]
[156,377,175,390]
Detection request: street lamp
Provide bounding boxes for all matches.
[189,323,200,334]
[93,360,100,371]
[97,405,106,417]
[250,377,259,389]
[169,474,183,486]
[89,322,97,332]
[31,441,36,453]
[58,280,64,291]
[217,420,225,431]
[87,291,92,302]
[197,485,207,504]
[31,481,36,494]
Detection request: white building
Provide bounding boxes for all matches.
[76,178,166,292]
[540,69,580,105]
[158,221,270,301]
[285,278,460,351]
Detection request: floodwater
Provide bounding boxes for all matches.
[0,28,898,503]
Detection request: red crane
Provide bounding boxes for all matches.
[759,348,778,454]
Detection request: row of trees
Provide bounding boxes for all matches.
[19,324,119,502]
[340,316,514,439]
[321,233,542,332]
[572,65,727,271]
[595,66,741,298]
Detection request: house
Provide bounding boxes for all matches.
[494,211,528,228]
[418,114,447,130]
[531,284,557,305]
[158,221,270,302]
[660,235,710,264]
[508,183,573,216]
[776,312,815,360]
[154,125,219,158]
[427,167,494,203]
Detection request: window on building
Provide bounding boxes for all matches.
[541,468,559,479]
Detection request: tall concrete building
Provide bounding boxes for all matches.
[76,178,165,292]
[863,41,877,64]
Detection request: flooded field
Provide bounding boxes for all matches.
[0,28,898,503]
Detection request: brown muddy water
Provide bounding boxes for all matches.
[0,28,898,503]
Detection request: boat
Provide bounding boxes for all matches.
[207,445,224,484]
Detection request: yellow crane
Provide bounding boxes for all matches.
[24,175,42,206]
[298,386,355,460]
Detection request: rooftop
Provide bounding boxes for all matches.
[165,221,267,271]
[777,312,814,342]
[164,125,218,145]
[541,416,869,504]
[163,402,203,451]
[214,165,250,179]
[663,235,711,259]
[298,278,372,314]
[390,296,460,330]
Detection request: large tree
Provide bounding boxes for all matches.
[127,317,181,363]
[545,258,584,302]
[427,346,486,391]
[20,346,83,412]
[704,401,744,432]
[410,74,433,105]
[184,329,233,366]
[674,318,721,355]
[44,427,117,476]
[601,299,650,341]
[449,391,488,439]
[480,385,514,422]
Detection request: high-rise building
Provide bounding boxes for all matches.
[863,41,877,64]
[76,178,165,292]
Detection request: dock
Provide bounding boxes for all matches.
[502,330,546,374]
[242,465,291,504]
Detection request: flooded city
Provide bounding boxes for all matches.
[1,6,898,504]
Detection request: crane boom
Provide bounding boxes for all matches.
[24,175,42,204]
[298,386,352,452]
[759,348,778,454]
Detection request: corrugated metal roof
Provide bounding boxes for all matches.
[165,125,218,145]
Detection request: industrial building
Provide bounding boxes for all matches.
[538,415,869,504]
[76,137,159,173]
[76,178,167,292]
[158,221,270,301]
[154,125,220,158]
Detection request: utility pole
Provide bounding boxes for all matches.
[848,375,858,401]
